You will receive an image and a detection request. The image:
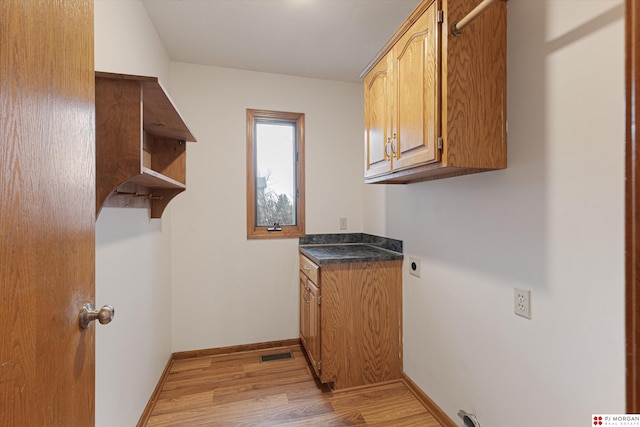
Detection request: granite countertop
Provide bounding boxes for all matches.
[299,233,403,265]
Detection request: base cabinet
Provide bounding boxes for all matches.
[299,255,402,390]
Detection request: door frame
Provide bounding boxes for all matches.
[627,0,640,413]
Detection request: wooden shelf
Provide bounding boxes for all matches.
[132,168,187,189]
[95,72,196,218]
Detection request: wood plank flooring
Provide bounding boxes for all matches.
[144,345,443,426]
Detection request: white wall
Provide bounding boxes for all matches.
[363,1,625,425]
[93,1,626,425]
[168,63,364,351]
[94,0,170,85]
[94,1,173,426]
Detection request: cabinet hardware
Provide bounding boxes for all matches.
[318,296,322,305]
[437,136,443,150]
[113,189,163,200]
[317,361,322,371]
[437,10,444,24]
[391,133,397,156]
[114,189,146,197]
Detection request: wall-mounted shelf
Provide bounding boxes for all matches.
[95,71,197,218]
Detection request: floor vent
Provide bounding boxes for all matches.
[259,351,294,363]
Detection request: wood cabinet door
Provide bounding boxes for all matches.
[307,280,321,378]
[392,1,440,171]
[299,273,310,348]
[0,1,96,425]
[364,54,393,178]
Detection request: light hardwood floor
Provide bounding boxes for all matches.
[144,344,443,426]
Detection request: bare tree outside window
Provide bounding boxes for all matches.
[255,123,296,226]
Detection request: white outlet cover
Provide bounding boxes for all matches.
[339,217,347,230]
[409,257,421,278]
[514,288,531,319]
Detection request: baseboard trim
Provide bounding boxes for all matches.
[136,354,175,427]
[402,373,457,427]
[172,338,301,360]
[328,378,403,394]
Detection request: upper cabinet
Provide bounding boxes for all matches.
[364,4,439,180]
[362,0,507,184]
[95,72,197,218]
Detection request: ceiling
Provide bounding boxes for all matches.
[141,0,422,83]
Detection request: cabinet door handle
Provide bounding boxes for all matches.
[385,137,392,158]
[391,133,397,157]
[303,265,310,271]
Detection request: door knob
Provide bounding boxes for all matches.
[79,303,115,329]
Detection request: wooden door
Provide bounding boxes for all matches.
[299,273,310,349]
[0,1,96,425]
[627,0,640,412]
[364,54,393,178]
[393,0,440,171]
[307,280,321,378]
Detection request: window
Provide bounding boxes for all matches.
[246,109,305,239]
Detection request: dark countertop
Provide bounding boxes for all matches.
[299,234,403,265]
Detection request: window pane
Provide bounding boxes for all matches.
[255,121,296,226]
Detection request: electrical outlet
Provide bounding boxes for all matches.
[514,288,531,319]
[409,256,421,278]
[339,217,347,230]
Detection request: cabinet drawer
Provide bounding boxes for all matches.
[299,255,319,284]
